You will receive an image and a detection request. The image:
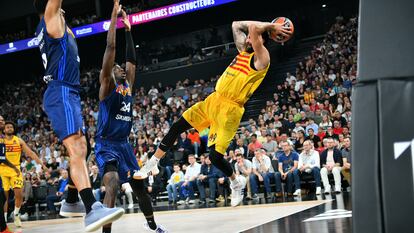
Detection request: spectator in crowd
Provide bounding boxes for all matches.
[248,134,262,158]
[341,137,352,187]
[187,128,201,157]
[319,115,332,132]
[250,149,281,199]
[320,138,344,193]
[278,141,301,196]
[324,126,339,141]
[121,182,135,209]
[166,164,184,204]
[262,134,278,158]
[177,155,200,205]
[215,167,229,202]
[196,156,219,204]
[175,132,193,162]
[145,166,163,206]
[234,151,253,200]
[305,118,319,137]
[294,130,306,153]
[306,128,322,149]
[298,140,321,195]
[89,165,103,202]
[46,169,68,214]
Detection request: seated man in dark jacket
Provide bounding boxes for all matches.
[196,156,220,204]
[320,137,343,194]
[174,132,193,163]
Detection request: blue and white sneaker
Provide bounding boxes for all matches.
[84,202,125,232]
[60,200,86,217]
[143,222,169,233]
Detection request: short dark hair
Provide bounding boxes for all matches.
[251,134,257,138]
[33,0,48,14]
[4,121,16,130]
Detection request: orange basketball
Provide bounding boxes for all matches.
[269,17,294,43]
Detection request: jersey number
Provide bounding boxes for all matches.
[120,102,131,113]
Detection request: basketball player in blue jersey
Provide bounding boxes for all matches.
[94,2,167,232]
[33,0,124,231]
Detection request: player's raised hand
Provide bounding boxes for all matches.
[270,23,292,38]
[113,0,122,16]
[121,10,131,31]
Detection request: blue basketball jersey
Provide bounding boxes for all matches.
[35,17,80,86]
[96,81,133,140]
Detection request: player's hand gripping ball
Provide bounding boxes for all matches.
[269,17,294,43]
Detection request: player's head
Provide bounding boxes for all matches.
[4,121,16,136]
[0,115,5,131]
[244,31,270,53]
[33,0,48,14]
[113,63,126,82]
[173,163,181,172]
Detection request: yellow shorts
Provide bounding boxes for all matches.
[182,92,244,155]
[0,172,24,190]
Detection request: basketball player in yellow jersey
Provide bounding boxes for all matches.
[135,20,292,206]
[0,122,45,227]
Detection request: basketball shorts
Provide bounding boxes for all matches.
[0,172,23,190]
[95,139,140,183]
[182,92,244,155]
[43,81,84,141]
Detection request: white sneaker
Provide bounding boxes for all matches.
[127,203,134,209]
[143,222,169,233]
[230,175,246,207]
[176,200,184,205]
[14,214,22,227]
[188,200,195,205]
[293,189,301,196]
[133,164,159,180]
[335,186,342,193]
[324,185,331,194]
[316,187,321,195]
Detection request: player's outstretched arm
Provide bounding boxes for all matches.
[44,0,65,38]
[19,138,47,170]
[99,0,121,101]
[121,10,137,87]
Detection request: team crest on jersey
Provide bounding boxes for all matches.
[209,133,217,142]
[115,81,132,96]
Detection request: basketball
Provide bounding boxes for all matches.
[270,17,294,43]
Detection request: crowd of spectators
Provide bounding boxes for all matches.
[0,16,356,219]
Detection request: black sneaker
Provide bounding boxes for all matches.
[198,200,206,205]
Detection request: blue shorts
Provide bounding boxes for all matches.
[95,139,139,183]
[43,81,84,141]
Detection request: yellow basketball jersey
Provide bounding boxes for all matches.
[4,136,21,167]
[215,52,270,105]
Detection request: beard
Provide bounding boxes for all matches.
[245,45,254,53]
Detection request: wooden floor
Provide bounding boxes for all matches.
[10,200,327,233]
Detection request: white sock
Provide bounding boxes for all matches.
[148,156,159,168]
[4,212,7,220]
[126,190,133,204]
[14,207,20,216]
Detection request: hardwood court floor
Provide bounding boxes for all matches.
[13,200,328,233]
